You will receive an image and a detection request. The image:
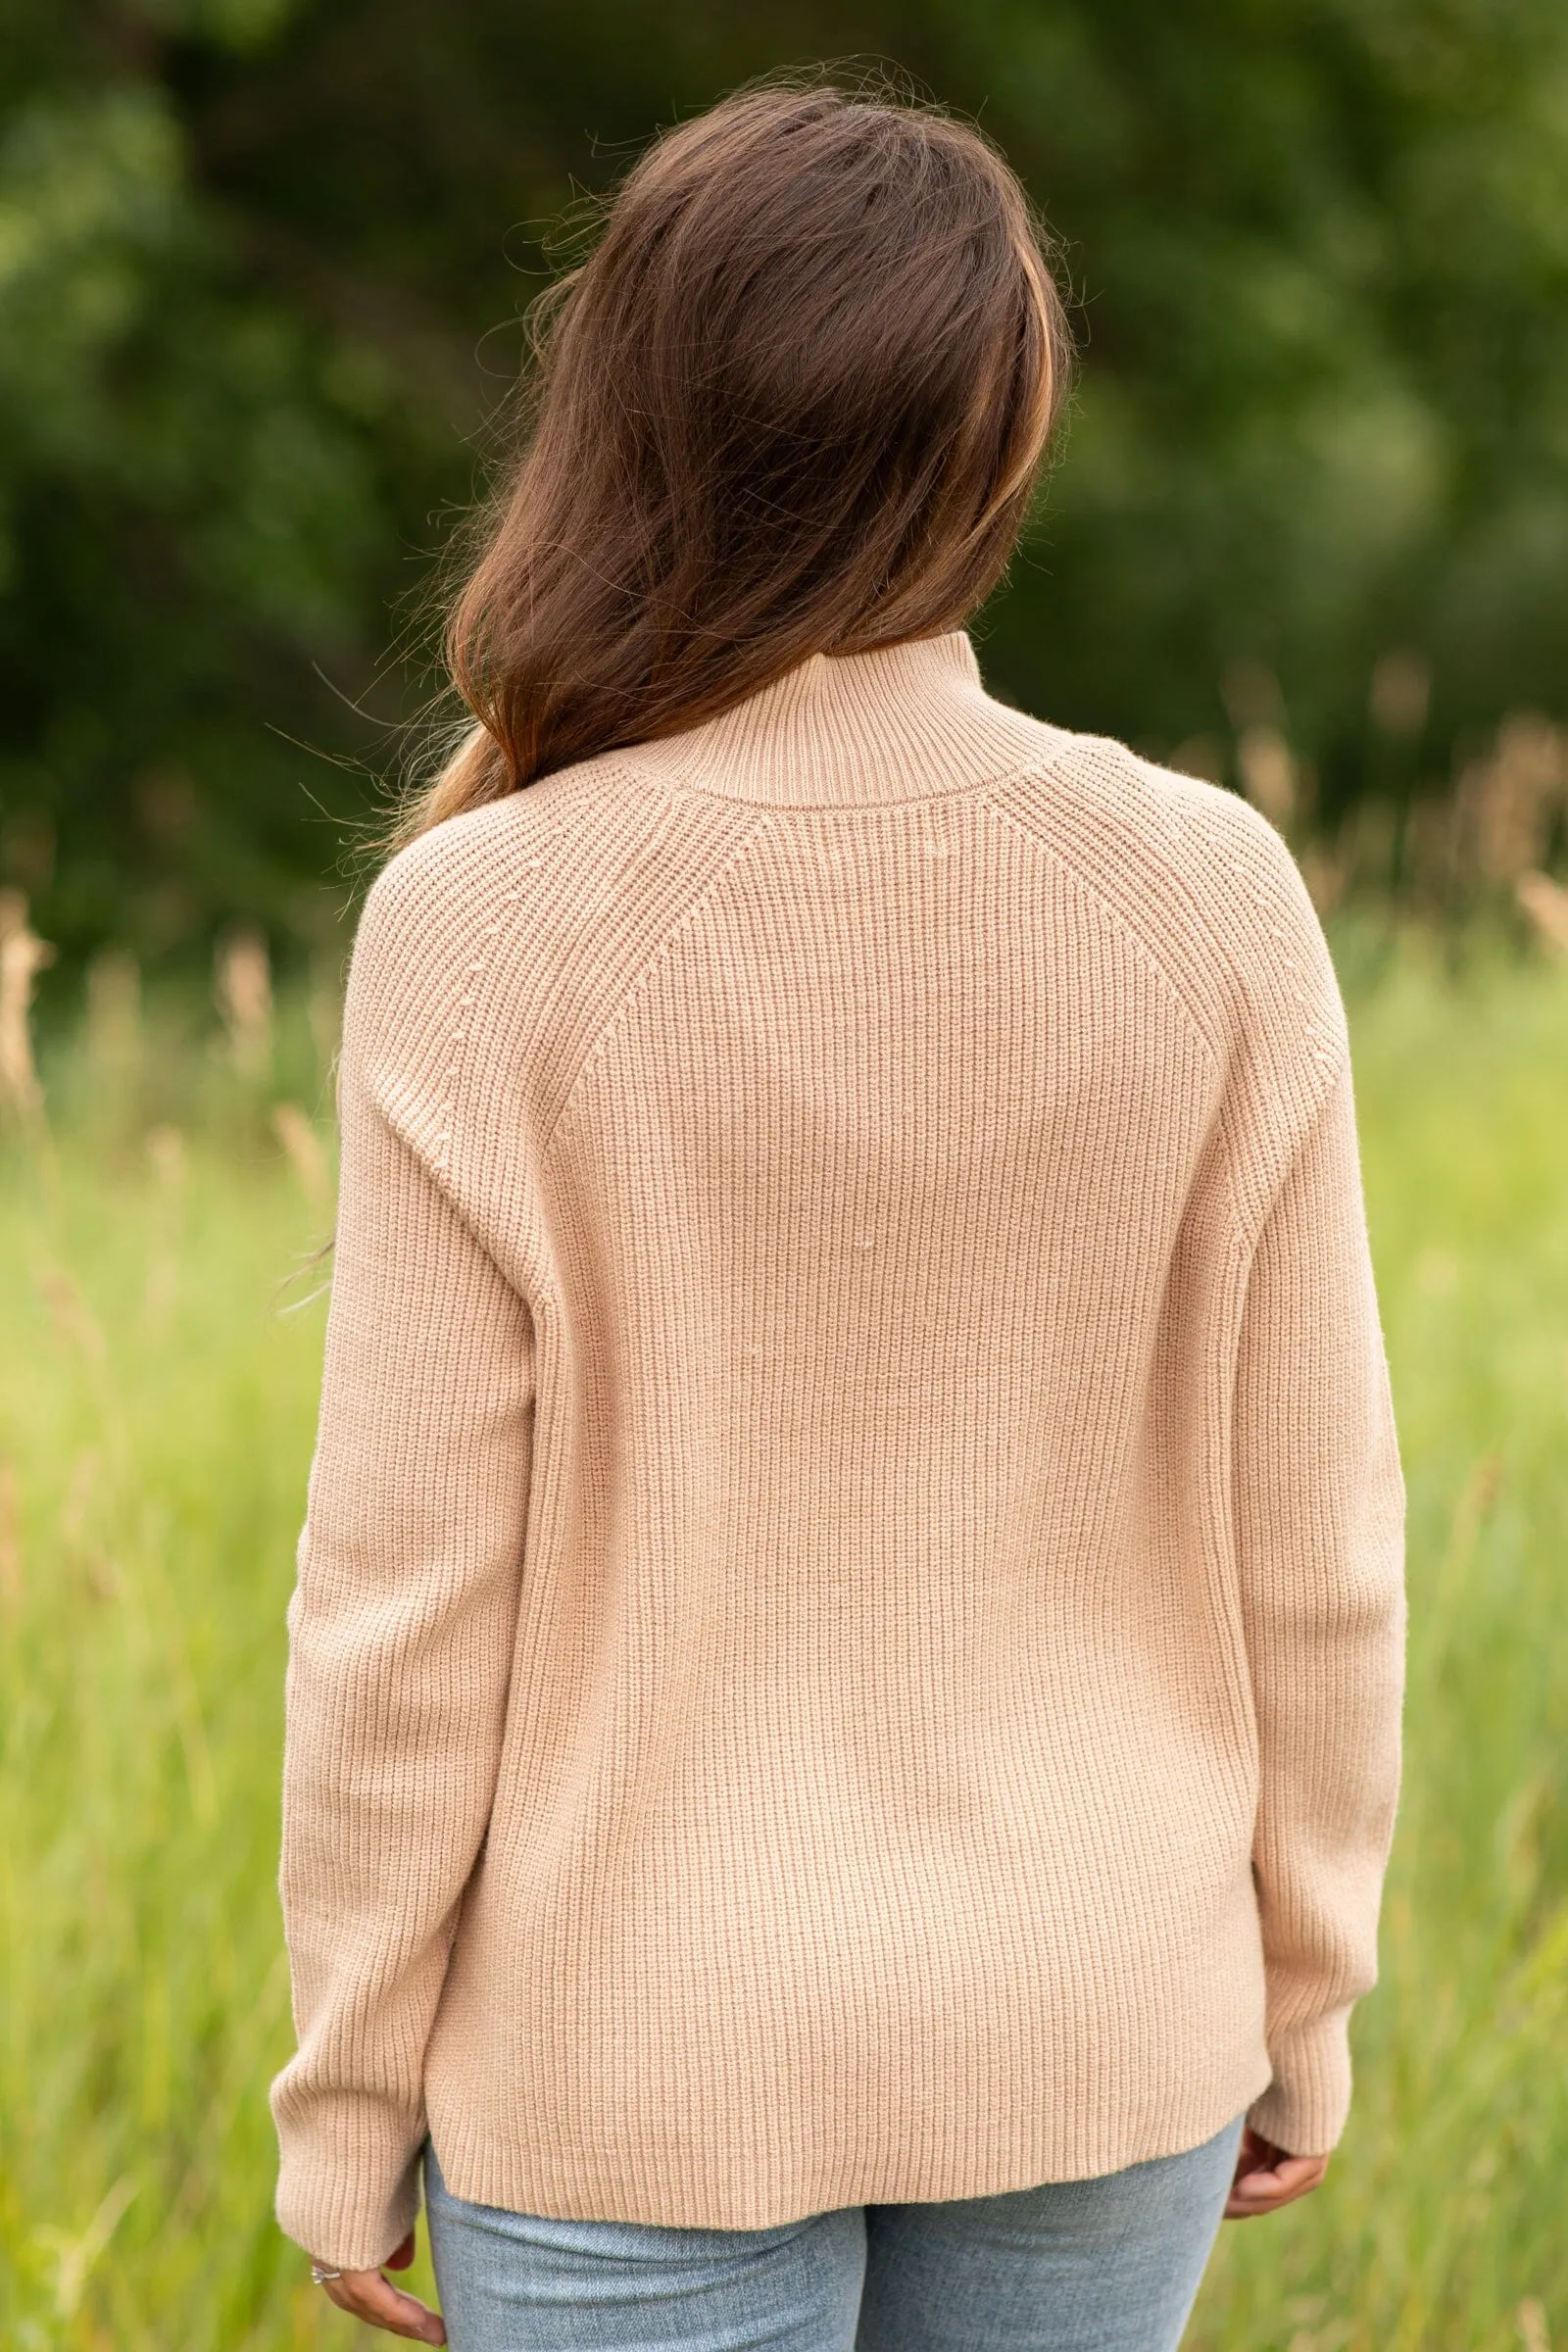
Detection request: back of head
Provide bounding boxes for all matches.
[414,80,1072,834]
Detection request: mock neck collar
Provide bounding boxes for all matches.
[621,630,1053,808]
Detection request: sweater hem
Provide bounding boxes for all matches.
[422,2059,1277,2232]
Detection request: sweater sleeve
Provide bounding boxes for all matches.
[1233,1056,1406,2156]
[269,891,536,2270]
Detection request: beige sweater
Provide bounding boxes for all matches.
[270,630,1405,2270]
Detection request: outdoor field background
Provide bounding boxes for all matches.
[2,920,1566,2352]
[5,1,1568,2345]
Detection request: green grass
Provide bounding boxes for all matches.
[2,939,1566,2350]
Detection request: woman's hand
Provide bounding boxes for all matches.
[1224,2127,1329,2218]
[315,2230,446,2342]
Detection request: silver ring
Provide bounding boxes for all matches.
[310,2264,344,2285]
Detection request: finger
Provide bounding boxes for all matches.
[323,2269,447,2343]
[384,2230,417,2272]
[1229,2176,1294,2206]
[1262,2155,1327,2199]
[1236,2150,1324,2190]
[1225,2179,1281,2216]
[324,2286,445,2345]
[1224,2156,1328,2218]
[1228,2167,1303,2202]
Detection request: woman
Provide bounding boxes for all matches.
[270,80,1405,2352]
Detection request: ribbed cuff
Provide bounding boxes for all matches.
[271,2086,425,2272]
[1247,2005,1354,2156]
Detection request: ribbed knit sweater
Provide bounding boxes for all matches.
[270,629,1406,2271]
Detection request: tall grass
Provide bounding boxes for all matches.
[1,933,1565,2350]
[1190,932,1568,2352]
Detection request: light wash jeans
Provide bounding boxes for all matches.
[422,2116,1243,2352]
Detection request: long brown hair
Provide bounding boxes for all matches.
[403,78,1073,840]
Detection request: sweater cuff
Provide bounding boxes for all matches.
[271,2086,425,2272]
[1246,2005,1354,2156]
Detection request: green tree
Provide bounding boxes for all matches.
[3,0,1566,959]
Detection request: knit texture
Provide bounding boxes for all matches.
[270,630,1406,2269]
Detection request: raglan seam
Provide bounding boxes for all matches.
[537,804,776,1167]
[1225,1046,1351,1264]
[997,741,1345,1075]
[409,759,675,1180]
[428,861,547,1184]
[981,786,1227,1079]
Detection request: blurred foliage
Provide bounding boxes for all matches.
[2,0,1567,968]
